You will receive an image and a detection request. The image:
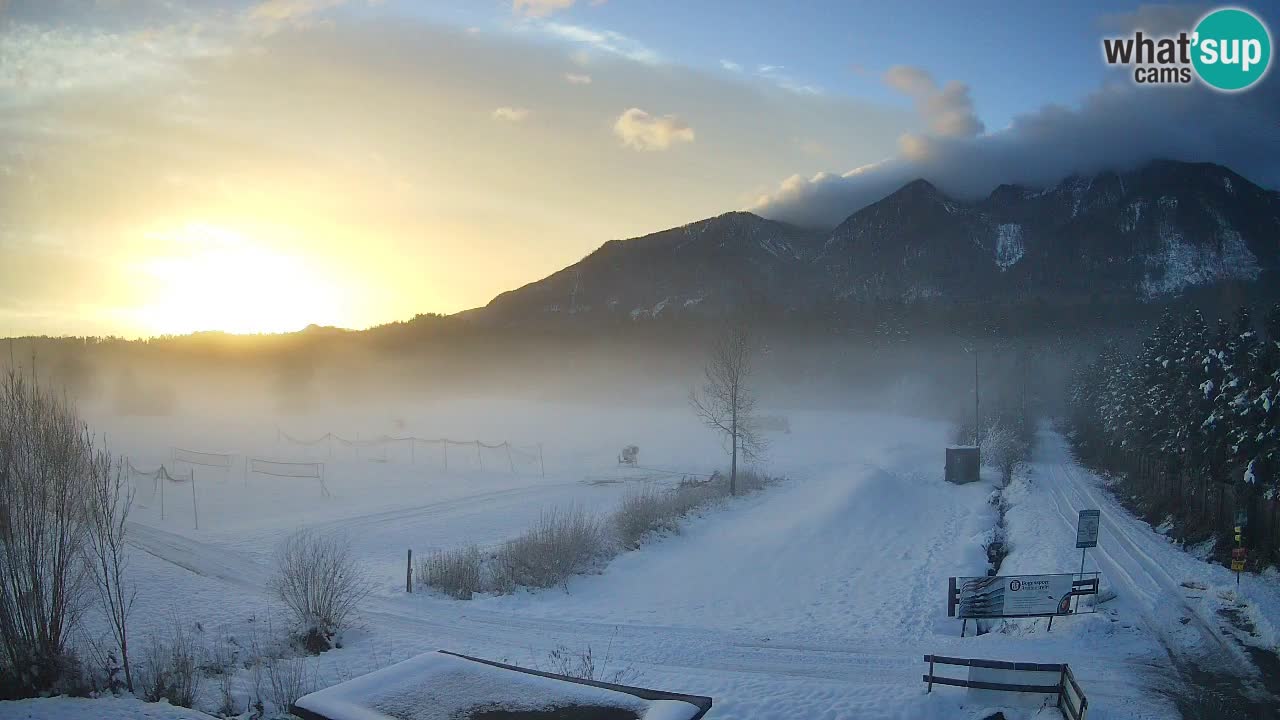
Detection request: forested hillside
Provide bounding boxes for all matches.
[1067,304,1280,565]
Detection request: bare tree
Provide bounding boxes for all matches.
[0,370,96,693]
[86,457,136,692]
[689,323,765,496]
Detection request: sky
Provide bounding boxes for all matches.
[1,0,1278,338]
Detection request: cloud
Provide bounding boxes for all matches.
[492,106,530,122]
[535,22,660,64]
[0,21,226,108]
[884,65,983,139]
[752,73,1280,227]
[720,60,742,72]
[612,108,695,151]
[245,0,351,35]
[564,72,592,84]
[0,10,908,335]
[513,0,576,17]
[754,63,822,95]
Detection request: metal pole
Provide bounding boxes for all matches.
[191,470,199,530]
[1074,548,1087,613]
[538,443,545,477]
[506,443,514,473]
[974,349,981,448]
[406,549,413,593]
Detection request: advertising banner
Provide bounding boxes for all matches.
[955,574,1076,618]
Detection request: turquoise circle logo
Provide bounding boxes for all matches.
[1192,8,1271,91]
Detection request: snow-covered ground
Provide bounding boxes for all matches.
[0,697,214,720]
[3,404,1278,719]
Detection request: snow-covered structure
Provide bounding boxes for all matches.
[291,651,712,720]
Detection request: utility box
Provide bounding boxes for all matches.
[946,446,980,484]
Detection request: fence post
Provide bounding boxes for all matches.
[1059,666,1068,716]
[506,443,514,473]
[927,656,935,693]
[476,440,482,467]
[443,440,448,472]
[406,549,413,593]
[538,443,545,477]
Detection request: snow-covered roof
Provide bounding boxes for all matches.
[292,651,707,720]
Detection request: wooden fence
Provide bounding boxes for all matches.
[924,655,1087,720]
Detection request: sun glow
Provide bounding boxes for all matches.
[131,224,346,336]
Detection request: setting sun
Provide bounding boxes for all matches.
[129,224,347,336]
[2,2,1279,718]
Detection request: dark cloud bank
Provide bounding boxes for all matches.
[756,60,1280,229]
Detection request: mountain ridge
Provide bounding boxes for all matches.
[470,159,1280,325]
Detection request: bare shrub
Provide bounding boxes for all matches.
[417,546,484,600]
[730,467,772,494]
[85,458,136,692]
[612,471,777,550]
[0,371,100,696]
[495,506,607,592]
[669,474,724,514]
[205,635,240,717]
[543,630,640,685]
[135,621,203,708]
[270,530,370,653]
[266,656,314,716]
[79,633,125,695]
[612,485,679,548]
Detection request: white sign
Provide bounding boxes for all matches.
[1076,510,1100,549]
[956,574,1076,618]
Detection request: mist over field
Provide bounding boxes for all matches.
[5,2,1280,719]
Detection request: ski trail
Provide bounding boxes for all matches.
[1036,434,1246,674]
[127,522,268,592]
[300,481,586,536]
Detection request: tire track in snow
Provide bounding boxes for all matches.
[359,602,920,684]
[127,522,268,592]
[1043,460,1237,663]
[303,481,586,535]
